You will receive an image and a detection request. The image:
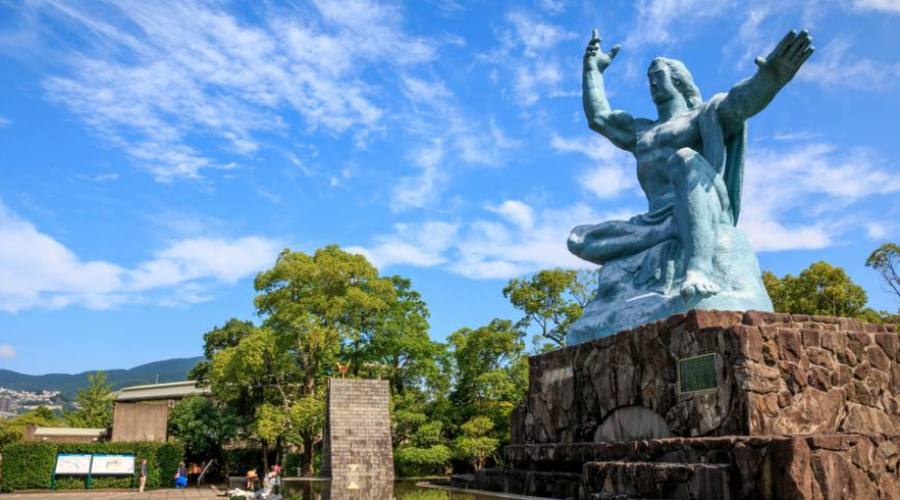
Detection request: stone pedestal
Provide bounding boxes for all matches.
[321,378,394,481]
[466,310,900,499]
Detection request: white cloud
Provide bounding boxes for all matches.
[0,116,10,127]
[0,199,280,312]
[23,0,434,180]
[506,11,576,58]
[391,140,448,211]
[741,142,900,251]
[390,77,520,211]
[852,0,900,14]
[481,10,576,107]
[799,37,900,91]
[346,221,459,269]
[625,0,735,48]
[550,134,637,198]
[351,201,638,279]
[0,344,16,359]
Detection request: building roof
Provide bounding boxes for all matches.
[115,380,210,402]
[33,427,107,437]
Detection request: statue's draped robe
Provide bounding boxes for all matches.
[568,93,747,297]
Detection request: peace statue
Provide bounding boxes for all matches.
[566,29,815,344]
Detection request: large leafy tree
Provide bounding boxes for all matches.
[189,319,258,382]
[867,243,900,303]
[361,276,447,395]
[763,261,869,318]
[207,325,295,472]
[448,319,528,435]
[168,396,239,466]
[65,372,114,429]
[503,268,596,347]
[249,245,397,474]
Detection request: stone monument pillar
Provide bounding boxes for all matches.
[321,378,394,482]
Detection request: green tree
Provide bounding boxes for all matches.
[448,319,528,434]
[168,396,239,465]
[453,416,499,471]
[208,325,293,472]
[190,319,258,382]
[65,372,113,428]
[249,245,397,474]
[361,276,447,396]
[866,243,900,303]
[503,268,596,347]
[0,407,64,446]
[763,261,869,317]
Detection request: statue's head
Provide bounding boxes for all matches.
[648,57,701,109]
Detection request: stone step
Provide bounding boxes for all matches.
[583,461,732,500]
[471,468,582,499]
[504,436,777,471]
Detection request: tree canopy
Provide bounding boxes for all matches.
[763,261,869,318]
[503,268,595,347]
[867,243,900,303]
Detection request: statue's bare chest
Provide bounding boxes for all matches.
[635,112,699,156]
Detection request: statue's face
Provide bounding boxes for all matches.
[648,63,678,105]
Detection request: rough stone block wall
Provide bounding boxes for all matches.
[516,310,899,444]
[321,378,394,480]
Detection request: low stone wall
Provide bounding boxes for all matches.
[514,310,899,444]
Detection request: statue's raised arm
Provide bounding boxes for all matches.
[718,30,815,133]
[583,30,638,151]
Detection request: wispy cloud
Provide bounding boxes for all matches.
[0,199,281,312]
[741,142,900,251]
[799,37,900,91]
[0,344,15,359]
[0,116,10,127]
[349,201,638,279]
[481,9,576,107]
[390,76,520,211]
[851,0,900,14]
[550,134,637,198]
[625,0,735,48]
[19,0,434,181]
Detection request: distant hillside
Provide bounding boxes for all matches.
[0,357,204,399]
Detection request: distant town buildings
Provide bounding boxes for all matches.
[0,386,63,418]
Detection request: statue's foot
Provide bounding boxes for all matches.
[680,269,721,301]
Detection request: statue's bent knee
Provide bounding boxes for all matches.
[667,147,714,183]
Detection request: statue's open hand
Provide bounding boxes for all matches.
[755,29,814,84]
[585,29,620,73]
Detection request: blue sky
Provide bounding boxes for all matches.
[1,0,899,375]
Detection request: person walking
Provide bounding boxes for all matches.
[138,458,148,493]
[174,462,188,489]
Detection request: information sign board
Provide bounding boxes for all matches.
[90,454,135,475]
[55,454,92,474]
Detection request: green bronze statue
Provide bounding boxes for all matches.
[567,29,814,344]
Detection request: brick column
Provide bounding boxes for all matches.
[322,378,394,480]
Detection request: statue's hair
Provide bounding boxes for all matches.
[649,57,702,109]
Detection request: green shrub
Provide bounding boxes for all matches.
[0,442,56,491]
[0,441,184,492]
[394,444,451,477]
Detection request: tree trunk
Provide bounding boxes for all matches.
[302,434,315,477]
[261,440,269,474]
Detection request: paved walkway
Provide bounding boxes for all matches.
[0,488,222,499]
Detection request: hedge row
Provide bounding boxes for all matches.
[0,441,184,492]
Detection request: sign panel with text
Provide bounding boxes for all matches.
[55,454,92,475]
[90,454,135,475]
